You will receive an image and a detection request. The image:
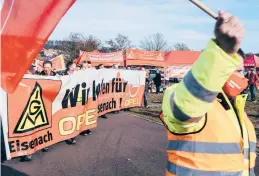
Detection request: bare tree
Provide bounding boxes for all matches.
[59,33,83,61]
[173,43,190,51]
[140,33,169,51]
[84,35,102,52]
[58,33,102,62]
[106,34,133,52]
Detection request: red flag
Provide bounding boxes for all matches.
[74,52,84,64]
[1,0,75,93]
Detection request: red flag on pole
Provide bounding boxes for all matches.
[1,0,75,93]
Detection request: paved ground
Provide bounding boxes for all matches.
[1,113,168,176]
[2,112,259,176]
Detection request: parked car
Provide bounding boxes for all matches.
[148,69,157,81]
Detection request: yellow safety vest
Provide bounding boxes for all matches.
[160,93,256,176]
[161,39,257,176]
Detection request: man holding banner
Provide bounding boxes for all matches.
[1,65,146,160]
[81,61,93,69]
[63,61,77,76]
[21,60,59,161]
[63,61,78,144]
[39,61,57,76]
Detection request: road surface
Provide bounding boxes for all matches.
[2,113,168,176]
[2,112,258,176]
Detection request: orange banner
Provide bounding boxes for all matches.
[126,49,165,67]
[79,50,124,66]
[1,69,145,159]
[36,55,66,71]
[1,0,75,93]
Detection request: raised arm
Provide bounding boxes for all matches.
[162,11,245,134]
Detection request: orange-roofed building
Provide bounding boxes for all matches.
[165,51,202,66]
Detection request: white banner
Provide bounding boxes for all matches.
[0,69,145,159]
[165,65,191,79]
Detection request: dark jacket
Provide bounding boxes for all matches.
[246,72,259,85]
[63,70,70,76]
[145,78,150,92]
[39,71,56,76]
[153,73,162,86]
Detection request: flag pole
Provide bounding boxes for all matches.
[189,0,245,56]
[189,0,217,19]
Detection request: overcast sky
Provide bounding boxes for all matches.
[49,0,259,53]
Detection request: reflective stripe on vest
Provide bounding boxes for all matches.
[243,112,257,171]
[183,71,219,103]
[162,100,256,176]
[244,142,256,159]
[167,140,241,154]
[167,161,242,176]
[250,167,255,176]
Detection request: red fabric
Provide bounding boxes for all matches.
[165,51,201,66]
[1,0,75,93]
[244,55,259,68]
[248,72,259,84]
[244,55,256,67]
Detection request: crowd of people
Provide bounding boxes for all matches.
[22,60,157,162]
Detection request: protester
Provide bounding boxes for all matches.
[96,64,108,119]
[239,69,250,96]
[112,64,119,70]
[123,67,132,112]
[63,61,77,144]
[76,64,81,71]
[76,63,93,135]
[246,67,259,102]
[81,61,88,70]
[38,61,57,150]
[81,61,93,70]
[27,63,38,75]
[97,64,105,69]
[142,68,150,108]
[87,61,93,68]
[63,61,93,137]
[39,60,57,76]
[80,128,92,136]
[20,153,33,162]
[63,61,76,76]
[153,69,161,94]
[1,120,6,162]
[160,10,256,176]
[112,64,120,113]
[27,61,39,75]
[21,61,55,161]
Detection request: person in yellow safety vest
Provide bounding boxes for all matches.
[160,10,256,176]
